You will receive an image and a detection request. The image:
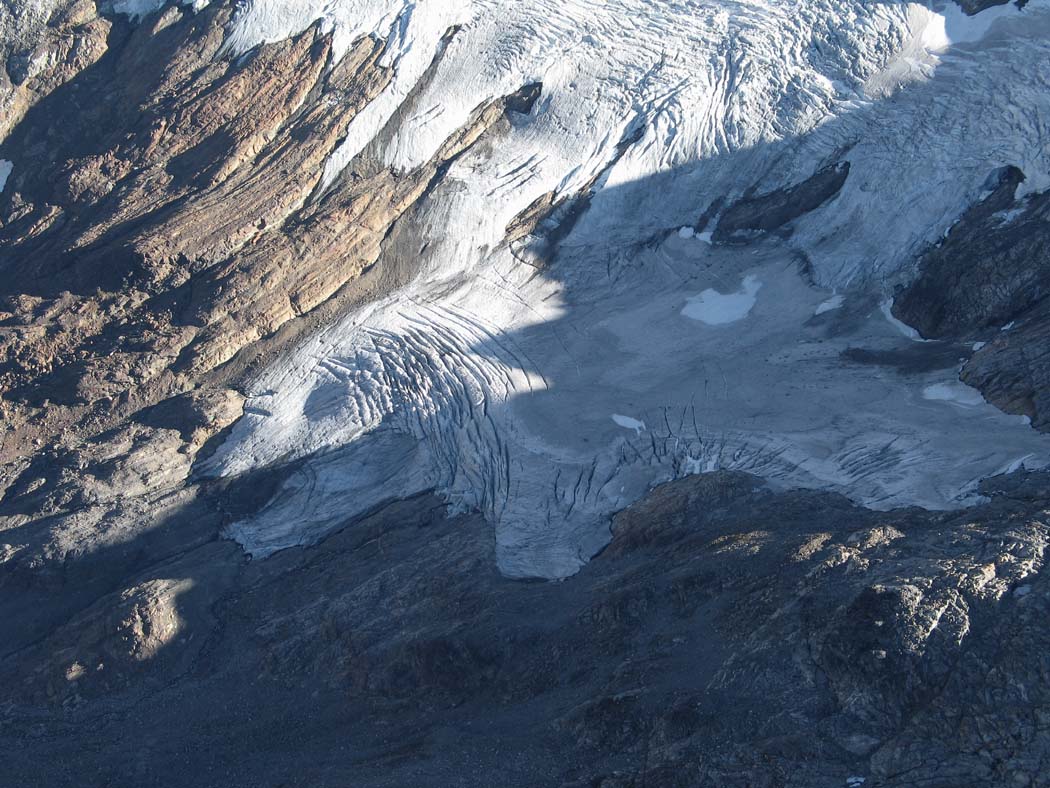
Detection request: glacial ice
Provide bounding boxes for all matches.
[203,0,1050,579]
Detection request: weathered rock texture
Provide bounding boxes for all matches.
[0,8,550,750]
[0,3,525,473]
[3,471,1050,787]
[956,0,1028,14]
[0,0,111,142]
[893,166,1050,429]
[712,161,850,244]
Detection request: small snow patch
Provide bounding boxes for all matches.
[880,299,927,342]
[923,381,985,407]
[992,207,1026,224]
[677,226,695,239]
[612,414,646,435]
[972,341,987,351]
[815,294,845,315]
[0,160,11,194]
[696,231,714,245]
[684,455,718,475]
[846,778,866,788]
[1001,321,1016,331]
[682,275,762,326]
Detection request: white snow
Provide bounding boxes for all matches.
[998,454,1036,476]
[0,160,12,194]
[922,1,1023,52]
[197,0,1050,289]
[611,414,646,435]
[682,275,762,326]
[201,0,1050,579]
[1002,321,1016,331]
[992,206,1026,224]
[881,300,928,342]
[1018,169,1050,199]
[108,0,209,19]
[815,294,845,316]
[973,341,987,351]
[923,381,986,408]
[677,226,696,239]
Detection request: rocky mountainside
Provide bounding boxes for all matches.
[6,471,1050,787]
[2,0,1050,786]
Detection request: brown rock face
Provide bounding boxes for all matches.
[0,4,528,471]
[960,311,1050,428]
[0,0,111,142]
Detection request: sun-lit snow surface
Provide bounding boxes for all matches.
[106,0,210,19]
[205,0,1050,578]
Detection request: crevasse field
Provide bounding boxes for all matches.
[139,0,1050,578]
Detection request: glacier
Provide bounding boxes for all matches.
[198,0,1050,578]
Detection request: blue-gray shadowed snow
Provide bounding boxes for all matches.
[201,0,1050,579]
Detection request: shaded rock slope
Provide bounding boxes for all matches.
[894,165,1050,430]
[4,471,1050,787]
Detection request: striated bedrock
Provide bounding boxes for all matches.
[0,2,532,469]
[0,2,1046,577]
[1,1,1050,782]
[3,470,1050,787]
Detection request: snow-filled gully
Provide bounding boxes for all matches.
[200,0,1050,578]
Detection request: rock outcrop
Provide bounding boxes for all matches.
[893,166,1050,429]
[3,471,1050,787]
[0,0,111,142]
[0,3,534,512]
[712,161,850,244]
